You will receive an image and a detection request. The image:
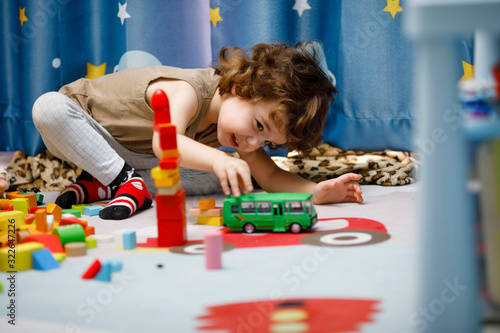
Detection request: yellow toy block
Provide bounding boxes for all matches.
[11,198,29,216]
[154,173,181,187]
[188,208,222,217]
[46,203,62,221]
[6,191,37,209]
[71,204,89,214]
[162,148,180,159]
[52,253,66,263]
[151,166,179,179]
[0,211,26,236]
[0,242,45,272]
[197,216,224,226]
[199,198,216,210]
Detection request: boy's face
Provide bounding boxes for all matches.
[218,91,287,153]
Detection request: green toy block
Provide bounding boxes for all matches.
[62,209,81,218]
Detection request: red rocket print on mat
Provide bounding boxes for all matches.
[197,298,380,333]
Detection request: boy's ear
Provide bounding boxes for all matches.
[231,84,238,96]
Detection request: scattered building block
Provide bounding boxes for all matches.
[71,204,89,214]
[197,216,224,226]
[85,226,95,237]
[94,261,112,282]
[32,248,59,271]
[53,224,86,246]
[6,192,37,209]
[204,230,223,270]
[0,211,25,236]
[122,230,137,250]
[23,234,64,253]
[35,208,48,232]
[11,198,29,216]
[24,214,36,225]
[199,198,216,210]
[16,230,30,243]
[83,205,102,216]
[65,242,87,257]
[53,253,66,262]
[0,242,44,272]
[35,193,44,205]
[46,203,62,221]
[85,237,97,249]
[0,199,12,210]
[189,207,223,218]
[62,209,81,218]
[109,260,123,272]
[82,259,101,279]
[87,234,114,244]
[59,216,87,228]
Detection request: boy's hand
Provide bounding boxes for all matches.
[312,173,363,205]
[213,155,253,197]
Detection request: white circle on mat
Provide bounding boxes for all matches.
[319,232,372,246]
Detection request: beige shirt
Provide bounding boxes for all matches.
[59,66,221,155]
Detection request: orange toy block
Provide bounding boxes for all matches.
[85,226,95,236]
[6,192,37,209]
[0,199,12,210]
[35,208,48,233]
[23,234,64,253]
[24,214,36,225]
[188,207,222,217]
[162,148,179,159]
[46,203,62,221]
[199,198,216,210]
[59,216,88,229]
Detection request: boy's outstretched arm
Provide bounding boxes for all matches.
[239,148,363,205]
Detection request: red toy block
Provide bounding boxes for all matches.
[23,234,64,253]
[24,214,36,225]
[151,89,171,124]
[82,259,102,279]
[155,190,185,221]
[159,157,180,170]
[59,216,88,228]
[157,218,186,247]
[85,226,95,236]
[153,124,177,150]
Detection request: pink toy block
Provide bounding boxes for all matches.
[204,230,223,270]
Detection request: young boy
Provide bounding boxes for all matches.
[32,42,363,220]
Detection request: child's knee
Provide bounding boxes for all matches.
[32,92,67,130]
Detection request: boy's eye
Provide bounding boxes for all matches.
[264,140,271,145]
[256,121,264,131]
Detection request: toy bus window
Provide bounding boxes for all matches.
[257,201,271,213]
[241,201,255,213]
[231,205,239,214]
[305,199,312,213]
[288,201,303,213]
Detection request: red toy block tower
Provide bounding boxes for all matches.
[151,89,187,247]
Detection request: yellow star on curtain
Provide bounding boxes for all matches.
[460,60,474,81]
[210,7,223,27]
[19,7,28,26]
[383,0,403,19]
[85,62,106,79]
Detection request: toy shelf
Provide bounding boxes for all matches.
[406,1,500,332]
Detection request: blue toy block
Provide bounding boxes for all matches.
[83,205,102,216]
[32,248,60,271]
[94,262,112,282]
[122,230,137,250]
[109,260,123,272]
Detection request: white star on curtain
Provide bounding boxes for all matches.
[293,0,311,17]
[117,2,131,25]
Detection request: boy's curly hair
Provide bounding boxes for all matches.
[213,41,338,153]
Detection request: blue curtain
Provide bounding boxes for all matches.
[0,0,472,156]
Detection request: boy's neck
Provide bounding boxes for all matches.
[205,88,225,125]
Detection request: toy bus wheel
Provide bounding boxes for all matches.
[243,223,256,234]
[289,222,302,234]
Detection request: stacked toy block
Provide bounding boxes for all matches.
[150,89,186,247]
[188,198,224,226]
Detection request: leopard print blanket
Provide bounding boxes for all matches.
[5,144,417,192]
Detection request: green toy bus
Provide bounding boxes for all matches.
[222,192,318,233]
